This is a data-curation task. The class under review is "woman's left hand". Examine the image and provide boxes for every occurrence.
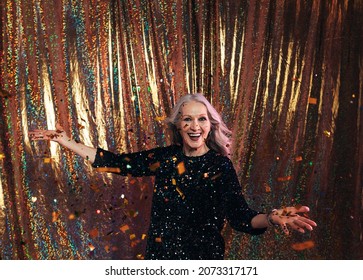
[268,206,317,235]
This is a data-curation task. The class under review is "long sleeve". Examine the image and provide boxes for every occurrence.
[221,158,266,235]
[91,146,165,177]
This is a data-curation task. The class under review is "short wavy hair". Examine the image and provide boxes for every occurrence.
[166,93,232,157]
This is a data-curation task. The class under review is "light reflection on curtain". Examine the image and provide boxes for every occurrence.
[0,0,362,260]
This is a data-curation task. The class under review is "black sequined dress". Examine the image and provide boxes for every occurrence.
[92,145,266,259]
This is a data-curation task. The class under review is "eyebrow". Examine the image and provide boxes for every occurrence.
[181,113,208,117]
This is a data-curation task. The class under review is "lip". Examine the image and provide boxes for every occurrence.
[187,133,202,141]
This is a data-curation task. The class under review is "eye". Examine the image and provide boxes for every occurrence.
[183,117,192,122]
[198,116,207,121]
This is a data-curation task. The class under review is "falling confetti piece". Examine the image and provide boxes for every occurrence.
[211,173,222,180]
[52,211,59,222]
[141,234,147,240]
[176,187,185,199]
[129,210,139,218]
[95,167,121,173]
[291,240,315,251]
[155,237,162,243]
[308,97,317,104]
[177,161,186,174]
[264,183,271,193]
[149,162,160,172]
[89,228,99,238]
[43,158,52,163]
[136,254,144,260]
[154,115,166,121]
[323,130,331,137]
[292,76,300,82]
[31,197,37,202]
[68,214,76,220]
[120,224,130,233]
[277,176,292,182]
[295,156,303,162]
[88,243,96,251]
[0,154,5,160]
[172,178,176,185]
[130,234,136,240]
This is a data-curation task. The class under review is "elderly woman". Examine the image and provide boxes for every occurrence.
[30,93,317,260]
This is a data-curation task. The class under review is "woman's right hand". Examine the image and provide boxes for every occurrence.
[29,123,97,163]
[29,123,69,143]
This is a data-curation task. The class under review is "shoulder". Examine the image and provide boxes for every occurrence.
[206,150,236,171]
[140,145,181,158]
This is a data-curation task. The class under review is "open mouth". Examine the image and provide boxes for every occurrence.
[188,133,202,141]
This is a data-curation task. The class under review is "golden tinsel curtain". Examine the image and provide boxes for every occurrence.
[0,0,362,260]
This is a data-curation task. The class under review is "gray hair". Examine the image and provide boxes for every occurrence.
[166,93,232,157]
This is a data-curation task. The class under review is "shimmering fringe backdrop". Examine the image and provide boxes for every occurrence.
[0,0,362,260]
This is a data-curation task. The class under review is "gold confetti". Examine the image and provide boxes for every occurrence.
[141,234,147,240]
[211,173,222,180]
[176,187,185,199]
[172,178,176,185]
[154,115,166,121]
[291,240,315,251]
[129,234,136,240]
[155,237,162,243]
[0,153,5,160]
[68,214,76,220]
[308,97,317,104]
[264,183,271,193]
[89,228,99,238]
[177,161,186,174]
[95,167,121,173]
[52,211,59,222]
[136,254,144,260]
[88,243,96,251]
[129,210,139,218]
[120,224,130,233]
[277,176,292,182]
[323,130,331,137]
[295,156,303,162]
[149,161,160,171]
[43,158,52,163]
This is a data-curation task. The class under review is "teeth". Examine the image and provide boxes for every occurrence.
[189,133,201,137]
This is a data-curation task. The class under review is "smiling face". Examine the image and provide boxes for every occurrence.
[178,100,211,156]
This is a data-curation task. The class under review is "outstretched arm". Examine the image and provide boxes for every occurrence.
[29,123,97,163]
[251,205,317,235]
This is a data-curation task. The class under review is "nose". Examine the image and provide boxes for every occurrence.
[190,120,199,130]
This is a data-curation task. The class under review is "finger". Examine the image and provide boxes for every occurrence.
[280,223,289,235]
[288,221,305,233]
[296,217,317,228]
[294,205,310,214]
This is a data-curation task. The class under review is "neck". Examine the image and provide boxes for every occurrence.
[183,145,209,157]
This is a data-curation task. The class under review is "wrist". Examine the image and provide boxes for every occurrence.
[267,209,278,227]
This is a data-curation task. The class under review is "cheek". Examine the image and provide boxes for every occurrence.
[181,122,190,131]
[200,122,211,131]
